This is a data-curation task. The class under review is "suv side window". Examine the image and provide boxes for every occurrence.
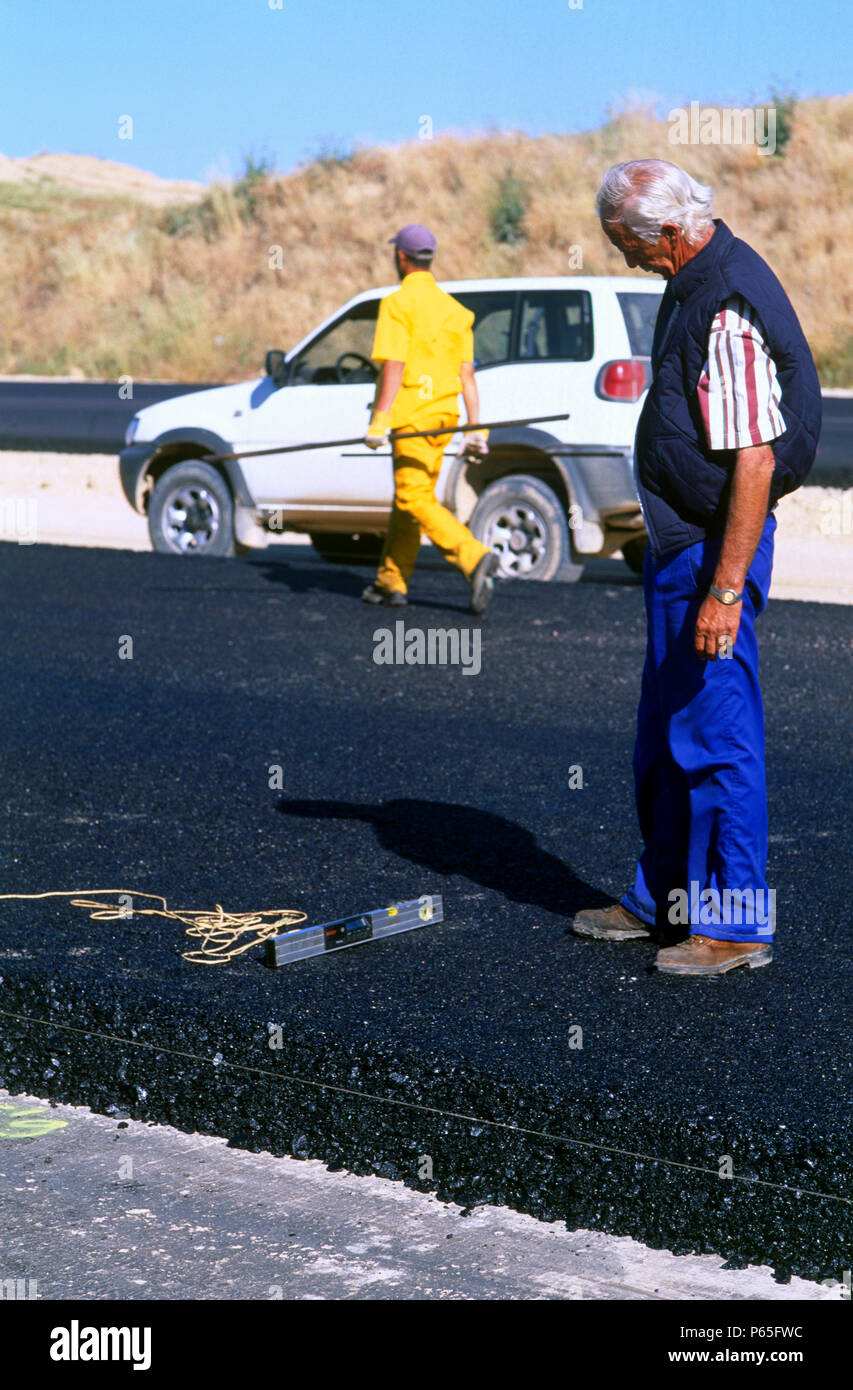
[452,292,515,367]
[518,291,593,362]
[289,300,380,385]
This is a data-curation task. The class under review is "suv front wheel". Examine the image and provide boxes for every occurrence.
[468,474,584,582]
[148,460,235,557]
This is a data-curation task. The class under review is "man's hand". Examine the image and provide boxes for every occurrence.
[365,409,391,450]
[464,428,489,460]
[367,361,405,447]
[694,442,774,660]
[459,362,485,459]
[694,592,741,661]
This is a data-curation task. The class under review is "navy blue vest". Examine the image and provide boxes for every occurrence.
[635,219,822,554]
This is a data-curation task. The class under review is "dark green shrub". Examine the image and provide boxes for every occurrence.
[768,89,797,156]
[489,171,529,245]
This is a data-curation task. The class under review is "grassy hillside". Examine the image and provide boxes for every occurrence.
[1,96,851,384]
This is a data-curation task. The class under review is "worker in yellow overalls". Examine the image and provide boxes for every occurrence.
[362,224,499,614]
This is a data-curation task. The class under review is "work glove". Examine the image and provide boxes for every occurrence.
[464,427,490,460]
[365,410,391,449]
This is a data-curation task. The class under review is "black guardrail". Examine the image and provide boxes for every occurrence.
[0,381,210,454]
[810,396,853,486]
[0,380,850,484]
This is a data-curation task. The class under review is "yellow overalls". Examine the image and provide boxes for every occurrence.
[371,271,490,594]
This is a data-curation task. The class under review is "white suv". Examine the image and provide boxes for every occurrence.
[120,276,662,580]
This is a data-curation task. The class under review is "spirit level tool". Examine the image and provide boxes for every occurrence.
[265,894,443,968]
[210,415,568,463]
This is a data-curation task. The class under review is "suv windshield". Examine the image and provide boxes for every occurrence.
[290,300,380,384]
[616,291,661,356]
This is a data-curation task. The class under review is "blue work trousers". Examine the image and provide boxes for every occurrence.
[621,517,776,942]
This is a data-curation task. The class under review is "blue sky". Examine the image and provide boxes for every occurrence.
[0,0,849,181]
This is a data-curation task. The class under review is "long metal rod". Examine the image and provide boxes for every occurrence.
[209,413,569,463]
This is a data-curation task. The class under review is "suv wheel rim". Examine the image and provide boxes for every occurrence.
[486,503,548,576]
[163,486,220,552]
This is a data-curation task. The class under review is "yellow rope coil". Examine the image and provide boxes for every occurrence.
[0,890,307,965]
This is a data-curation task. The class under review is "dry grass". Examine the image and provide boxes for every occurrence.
[1,96,851,383]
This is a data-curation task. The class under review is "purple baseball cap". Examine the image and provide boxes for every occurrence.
[388,223,437,258]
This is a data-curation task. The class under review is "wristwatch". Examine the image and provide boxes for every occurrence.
[709,583,743,605]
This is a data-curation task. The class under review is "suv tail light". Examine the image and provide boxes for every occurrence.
[595,359,650,401]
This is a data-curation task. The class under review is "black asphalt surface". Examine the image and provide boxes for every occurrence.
[0,542,850,1283]
[0,379,851,484]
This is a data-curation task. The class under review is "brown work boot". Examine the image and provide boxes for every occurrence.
[656,934,773,975]
[572,902,652,941]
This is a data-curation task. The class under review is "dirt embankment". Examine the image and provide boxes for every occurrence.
[1,95,851,383]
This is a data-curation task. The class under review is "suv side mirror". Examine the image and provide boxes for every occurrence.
[265,349,289,387]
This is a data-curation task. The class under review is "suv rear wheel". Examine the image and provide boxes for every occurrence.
[468,474,584,582]
[148,460,235,557]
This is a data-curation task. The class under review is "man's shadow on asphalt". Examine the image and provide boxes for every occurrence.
[249,558,492,614]
[276,796,611,919]
[249,557,368,598]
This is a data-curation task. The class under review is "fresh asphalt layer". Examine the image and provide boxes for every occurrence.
[0,541,850,1284]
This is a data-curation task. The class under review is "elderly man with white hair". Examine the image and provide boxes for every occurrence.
[572,160,822,974]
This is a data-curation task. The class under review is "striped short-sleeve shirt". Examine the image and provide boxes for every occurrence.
[697,294,786,451]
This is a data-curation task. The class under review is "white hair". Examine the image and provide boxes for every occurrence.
[596,160,714,246]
